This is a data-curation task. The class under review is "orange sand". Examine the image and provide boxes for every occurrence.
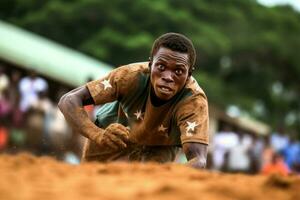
[0,153,299,200]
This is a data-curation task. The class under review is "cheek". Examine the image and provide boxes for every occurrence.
[175,76,188,89]
[150,70,160,84]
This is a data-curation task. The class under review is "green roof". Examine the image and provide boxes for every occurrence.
[0,20,113,87]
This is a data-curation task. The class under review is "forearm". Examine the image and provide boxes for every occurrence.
[66,107,103,141]
[183,142,208,169]
[58,91,103,140]
[186,156,207,169]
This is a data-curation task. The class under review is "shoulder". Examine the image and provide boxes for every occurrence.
[113,62,149,77]
[111,62,149,91]
[176,76,208,108]
[174,77,208,119]
[184,76,207,99]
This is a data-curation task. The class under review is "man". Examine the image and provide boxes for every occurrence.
[58,33,209,169]
[19,70,48,112]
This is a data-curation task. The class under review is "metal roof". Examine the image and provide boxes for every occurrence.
[0,20,113,87]
[209,105,270,135]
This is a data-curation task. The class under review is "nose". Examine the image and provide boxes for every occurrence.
[162,71,174,83]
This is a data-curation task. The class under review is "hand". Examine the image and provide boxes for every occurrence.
[95,123,130,150]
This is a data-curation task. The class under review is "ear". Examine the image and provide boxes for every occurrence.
[148,57,152,68]
[188,66,195,76]
[186,74,191,82]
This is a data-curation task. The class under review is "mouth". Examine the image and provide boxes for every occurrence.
[156,85,174,95]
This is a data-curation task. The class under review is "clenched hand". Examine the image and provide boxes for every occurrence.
[93,123,130,150]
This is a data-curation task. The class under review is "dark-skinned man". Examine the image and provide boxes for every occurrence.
[58,33,209,169]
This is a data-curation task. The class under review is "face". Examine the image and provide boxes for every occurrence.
[150,47,190,101]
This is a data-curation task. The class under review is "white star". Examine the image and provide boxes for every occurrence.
[185,121,198,136]
[158,124,167,132]
[101,79,112,90]
[134,110,143,120]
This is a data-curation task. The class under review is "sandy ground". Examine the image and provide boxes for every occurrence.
[0,153,299,200]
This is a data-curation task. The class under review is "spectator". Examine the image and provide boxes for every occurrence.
[261,153,290,176]
[8,70,21,108]
[212,125,239,170]
[24,98,45,154]
[227,134,251,173]
[0,66,9,99]
[0,124,8,151]
[262,136,275,168]
[19,70,48,112]
[250,135,266,173]
[9,70,24,128]
[0,90,12,124]
[270,127,289,153]
[283,135,300,171]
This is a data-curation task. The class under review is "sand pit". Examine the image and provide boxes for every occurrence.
[0,153,299,200]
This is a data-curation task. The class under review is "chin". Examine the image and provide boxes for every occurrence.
[155,91,174,101]
[158,96,172,101]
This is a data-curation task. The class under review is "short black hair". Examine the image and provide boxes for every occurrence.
[150,33,196,73]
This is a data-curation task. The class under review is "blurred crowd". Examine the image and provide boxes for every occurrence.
[1,65,300,174]
[0,65,85,164]
[208,125,300,175]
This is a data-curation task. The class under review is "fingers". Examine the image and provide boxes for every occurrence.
[107,123,130,142]
[102,137,119,150]
[99,123,131,150]
[112,123,129,135]
[106,133,127,149]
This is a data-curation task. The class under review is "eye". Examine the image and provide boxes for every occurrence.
[175,69,183,75]
[157,64,165,71]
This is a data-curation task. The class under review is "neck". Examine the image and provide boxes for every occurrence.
[150,87,169,107]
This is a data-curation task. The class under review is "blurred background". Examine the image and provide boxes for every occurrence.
[0,0,299,175]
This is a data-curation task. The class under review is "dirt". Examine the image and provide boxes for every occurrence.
[0,153,299,200]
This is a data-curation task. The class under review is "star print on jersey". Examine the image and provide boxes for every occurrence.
[185,121,198,137]
[101,79,112,90]
[158,124,167,132]
[134,110,143,120]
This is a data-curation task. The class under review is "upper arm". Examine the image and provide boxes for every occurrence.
[74,85,95,106]
[176,94,209,145]
[58,85,94,110]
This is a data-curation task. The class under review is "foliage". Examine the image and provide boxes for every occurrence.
[1,0,300,131]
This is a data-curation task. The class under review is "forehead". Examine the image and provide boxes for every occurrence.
[153,47,189,65]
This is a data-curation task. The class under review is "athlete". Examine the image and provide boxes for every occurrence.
[58,33,209,168]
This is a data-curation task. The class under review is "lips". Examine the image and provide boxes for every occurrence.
[156,84,174,95]
[160,86,172,92]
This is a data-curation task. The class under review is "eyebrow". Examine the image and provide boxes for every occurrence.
[174,65,189,72]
